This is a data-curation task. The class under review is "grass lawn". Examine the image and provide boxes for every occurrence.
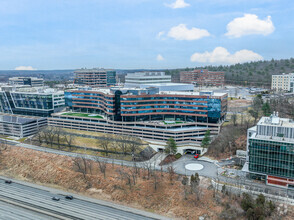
[62,112,103,119]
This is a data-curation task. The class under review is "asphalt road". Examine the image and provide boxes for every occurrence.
[0,177,169,220]
[1,138,293,203]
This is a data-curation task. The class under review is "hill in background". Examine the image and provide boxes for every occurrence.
[165,58,294,88]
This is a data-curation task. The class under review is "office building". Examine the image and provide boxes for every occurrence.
[9,77,44,87]
[0,87,65,117]
[271,73,294,92]
[49,87,227,144]
[245,113,294,188]
[124,72,171,87]
[74,68,116,87]
[0,113,46,138]
[126,83,194,92]
[180,69,225,87]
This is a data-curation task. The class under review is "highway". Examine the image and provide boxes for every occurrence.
[0,177,168,220]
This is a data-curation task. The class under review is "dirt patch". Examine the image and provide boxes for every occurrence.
[159,155,177,166]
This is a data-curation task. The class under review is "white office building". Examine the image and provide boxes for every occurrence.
[125,72,171,87]
[9,77,44,87]
[271,73,294,92]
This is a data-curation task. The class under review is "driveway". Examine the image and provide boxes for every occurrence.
[169,155,218,178]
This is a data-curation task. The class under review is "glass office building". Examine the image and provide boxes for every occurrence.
[246,114,294,188]
[0,87,65,117]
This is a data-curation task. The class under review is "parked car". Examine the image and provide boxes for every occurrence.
[5,180,12,184]
[52,197,60,201]
[65,195,73,200]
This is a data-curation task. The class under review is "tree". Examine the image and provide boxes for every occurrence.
[249,109,259,124]
[98,135,111,156]
[190,173,201,201]
[231,113,238,126]
[201,130,211,148]
[262,102,271,116]
[241,193,254,212]
[165,138,177,155]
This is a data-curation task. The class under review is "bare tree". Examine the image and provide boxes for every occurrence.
[128,136,142,160]
[167,164,175,185]
[117,135,129,155]
[72,155,89,179]
[98,135,111,156]
[64,133,75,151]
[231,112,238,126]
[94,156,107,179]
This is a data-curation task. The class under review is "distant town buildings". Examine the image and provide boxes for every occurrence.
[271,73,294,92]
[180,69,225,87]
[0,86,65,117]
[0,113,46,137]
[74,68,116,87]
[9,77,44,87]
[124,72,171,87]
[245,113,294,188]
[50,87,227,145]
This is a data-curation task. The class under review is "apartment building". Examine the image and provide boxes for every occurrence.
[271,73,294,92]
[180,69,225,87]
[245,113,294,188]
[124,72,171,87]
[0,87,65,117]
[49,87,227,144]
[74,68,116,87]
[9,77,44,87]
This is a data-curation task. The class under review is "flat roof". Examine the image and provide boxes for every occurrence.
[74,68,114,73]
[0,113,45,124]
[140,83,193,87]
[159,91,227,97]
[258,116,294,128]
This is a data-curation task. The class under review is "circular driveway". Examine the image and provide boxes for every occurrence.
[185,163,204,171]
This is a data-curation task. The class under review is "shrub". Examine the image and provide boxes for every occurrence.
[175,153,182,159]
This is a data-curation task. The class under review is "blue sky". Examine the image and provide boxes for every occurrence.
[0,0,293,70]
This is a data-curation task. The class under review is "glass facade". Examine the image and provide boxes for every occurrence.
[65,89,227,123]
[0,91,64,117]
[106,71,116,86]
[248,138,294,179]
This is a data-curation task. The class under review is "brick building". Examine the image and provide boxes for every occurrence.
[180,69,225,87]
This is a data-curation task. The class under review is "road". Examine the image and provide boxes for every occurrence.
[1,138,294,203]
[0,176,169,220]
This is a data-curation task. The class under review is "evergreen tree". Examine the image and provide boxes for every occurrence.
[165,138,177,155]
[201,130,211,148]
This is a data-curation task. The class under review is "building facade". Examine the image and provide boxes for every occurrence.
[180,69,225,87]
[245,113,294,188]
[0,87,65,117]
[0,113,47,137]
[271,73,294,92]
[50,87,227,144]
[124,72,171,87]
[9,77,44,87]
[74,68,116,87]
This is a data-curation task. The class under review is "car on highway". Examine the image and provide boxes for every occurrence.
[5,180,12,184]
[52,197,60,201]
[65,195,73,200]
[194,154,199,159]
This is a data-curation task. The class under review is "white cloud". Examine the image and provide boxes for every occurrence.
[190,47,263,64]
[167,24,210,40]
[156,54,164,61]
[165,0,190,9]
[157,31,165,39]
[14,66,37,70]
[225,14,275,38]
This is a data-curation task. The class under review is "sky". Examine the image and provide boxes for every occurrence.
[0,0,293,70]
